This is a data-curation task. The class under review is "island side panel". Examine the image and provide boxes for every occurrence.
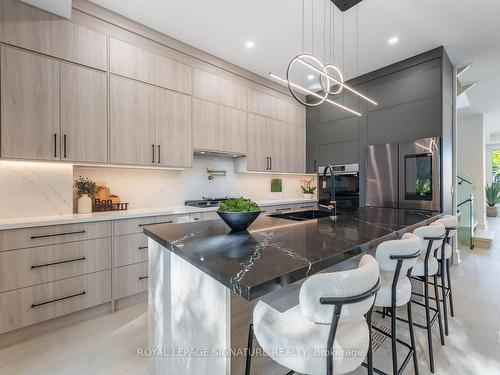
[148,239,231,375]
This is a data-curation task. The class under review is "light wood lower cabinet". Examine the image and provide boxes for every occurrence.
[0,270,111,334]
[113,214,184,236]
[0,222,112,252]
[113,233,148,268]
[114,262,149,300]
[0,238,111,293]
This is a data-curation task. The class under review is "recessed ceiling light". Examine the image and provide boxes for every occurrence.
[388,37,399,45]
[245,41,255,49]
[307,74,314,80]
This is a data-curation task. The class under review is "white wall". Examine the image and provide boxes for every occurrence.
[0,157,314,220]
[457,114,486,228]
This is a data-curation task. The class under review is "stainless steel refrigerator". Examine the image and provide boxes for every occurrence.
[364,137,441,211]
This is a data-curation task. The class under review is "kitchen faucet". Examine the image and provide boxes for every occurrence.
[319,164,338,220]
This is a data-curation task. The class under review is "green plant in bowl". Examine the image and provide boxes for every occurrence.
[217,198,262,231]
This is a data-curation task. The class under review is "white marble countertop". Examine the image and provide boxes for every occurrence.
[0,198,318,231]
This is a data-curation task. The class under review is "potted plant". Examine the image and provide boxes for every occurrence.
[485,183,500,217]
[217,197,262,232]
[74,176,101,214]
[300,178,317,199]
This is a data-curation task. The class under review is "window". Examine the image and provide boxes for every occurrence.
[492,149,500,183]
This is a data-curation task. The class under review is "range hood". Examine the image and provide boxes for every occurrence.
[194,150,245,159]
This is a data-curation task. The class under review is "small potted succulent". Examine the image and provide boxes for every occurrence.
[217,197,262,232]
[300,178,317,199]
[74,176,101,214]
[485,183,500,217]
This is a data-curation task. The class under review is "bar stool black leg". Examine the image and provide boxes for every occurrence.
[446,259,455,317]
[245,324,253,375]
[366,309,374,375]
[433,274,445,346]
[407,299,419,375]
[391,305,398,375]
[440,260,449,336]
[423,275,435,373]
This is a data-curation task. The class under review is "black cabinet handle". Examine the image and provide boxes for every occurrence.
[63,134,67,158]
[31,256,86,269]
[138,220,173,227]
[138,246,148,250]
[139,275,149,280]
[53,133,57,158]
[266,157,270,170]
[152,144,155,163]
[30,230,85,239]
[157,145,161,164]
[31,291,86,308]
[270,157,272,170]
[276,207,292,212]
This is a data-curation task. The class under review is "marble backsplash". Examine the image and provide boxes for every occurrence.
[0,157,316,219]
[74,156,315,211]
[0,161,73,220]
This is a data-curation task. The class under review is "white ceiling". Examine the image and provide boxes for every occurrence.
[89,0,500,130]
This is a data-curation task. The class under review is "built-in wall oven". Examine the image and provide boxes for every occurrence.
[318,164,359,209]
[364,137,440,211]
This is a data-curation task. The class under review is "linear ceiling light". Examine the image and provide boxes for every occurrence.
[269,73,362,117]
[295,57,378,105]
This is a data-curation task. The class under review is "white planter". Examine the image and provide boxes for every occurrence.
[77,195,92,214]
[303,193,315,200]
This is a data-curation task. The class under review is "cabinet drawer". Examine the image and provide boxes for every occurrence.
[189,211,219,222]
[263,205,295,214]
[113,215,185,236]
[113,233,148,268]
[295,203,318,210]
[0,222,112,252]
[0,238,111,292]
[0,270,111,334]
[114,262,149,300]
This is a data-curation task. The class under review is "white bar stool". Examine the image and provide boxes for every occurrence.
[410,222,446,373]
[433,215,458,336]
[373,233,421,375]
[246,254,380,375]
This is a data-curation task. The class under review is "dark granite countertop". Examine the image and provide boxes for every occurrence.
[144,207,441,300]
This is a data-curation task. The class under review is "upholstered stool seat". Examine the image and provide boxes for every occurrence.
[254,303,369,375]
[247,254,380,375]
[373,232,421,375]
[375,270,412,307]
[412,256,439,276]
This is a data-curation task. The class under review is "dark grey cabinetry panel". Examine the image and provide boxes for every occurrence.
[306,47,453,211]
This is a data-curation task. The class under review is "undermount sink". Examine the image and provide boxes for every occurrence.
[269,210,330,221]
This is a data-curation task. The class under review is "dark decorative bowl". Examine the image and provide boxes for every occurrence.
[217,211,262,232]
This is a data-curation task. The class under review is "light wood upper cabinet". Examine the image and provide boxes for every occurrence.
[109,76,156,166]
[156,89,192,167]
[0,0,107,70]
[246,114,305,173]
[192,98,247,154]
[61,64,108,163]
[110,38,192,95]
[284,124,306,173]
[193,69,247,110]
[247,114,270,171]
[247,88,305,127]
[1,46,60,161]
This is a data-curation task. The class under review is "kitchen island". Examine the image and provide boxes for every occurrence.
[144,207,441,375]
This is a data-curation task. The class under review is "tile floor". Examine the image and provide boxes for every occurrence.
[0,219,499,375]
